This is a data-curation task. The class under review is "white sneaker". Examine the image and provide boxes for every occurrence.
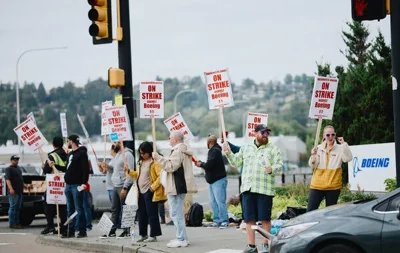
[167,240,188,248]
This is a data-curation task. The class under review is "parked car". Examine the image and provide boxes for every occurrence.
[269,188,400,253]
[87,155,113,218]
[0,163,45,226]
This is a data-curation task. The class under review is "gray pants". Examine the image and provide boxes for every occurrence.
[111,187,128,232]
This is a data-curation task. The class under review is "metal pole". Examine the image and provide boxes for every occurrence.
[391,0,400,187]
[118,0,136,167]
[174,89,194,114]
[15,46,67,157]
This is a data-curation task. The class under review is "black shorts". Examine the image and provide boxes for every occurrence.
[242,191,273,222]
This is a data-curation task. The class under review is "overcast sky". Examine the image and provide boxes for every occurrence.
[0,1,392,89]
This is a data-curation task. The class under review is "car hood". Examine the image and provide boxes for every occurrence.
[284,202,362,226]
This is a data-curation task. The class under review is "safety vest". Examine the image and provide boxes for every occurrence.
[49,152,66,173]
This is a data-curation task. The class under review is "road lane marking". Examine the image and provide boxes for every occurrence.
[0,233,31,235]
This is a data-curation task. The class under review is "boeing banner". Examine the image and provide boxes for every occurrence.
[348,142,395,192]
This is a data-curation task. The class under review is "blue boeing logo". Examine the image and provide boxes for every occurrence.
[352,157,362,178]
[352,156,390,178]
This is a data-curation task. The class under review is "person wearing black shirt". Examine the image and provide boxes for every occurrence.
[195,135,229,229]
[5,155,24,229]
[62,135,89,238]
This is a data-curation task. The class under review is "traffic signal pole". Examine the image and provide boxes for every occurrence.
[118,0,136,163]
[391,0,400,187]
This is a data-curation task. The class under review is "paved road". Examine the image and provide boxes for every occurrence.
[0,217,83,253]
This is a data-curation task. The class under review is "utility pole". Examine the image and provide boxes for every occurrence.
[118,0,136,162]
[391,0,400,187]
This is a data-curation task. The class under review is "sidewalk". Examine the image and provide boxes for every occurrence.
[37,223,268,253]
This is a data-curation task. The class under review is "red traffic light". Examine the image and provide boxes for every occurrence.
[351,0,387,21]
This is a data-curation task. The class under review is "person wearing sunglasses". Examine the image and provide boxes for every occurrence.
[223,124,283,253]
[124,141,167,243]
[307,125,353,212]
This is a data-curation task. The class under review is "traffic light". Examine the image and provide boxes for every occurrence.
[351,0,387,21]
[88,0,113,45]
[108,68,125,88]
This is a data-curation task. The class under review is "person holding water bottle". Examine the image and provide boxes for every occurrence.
[223,124,283,253]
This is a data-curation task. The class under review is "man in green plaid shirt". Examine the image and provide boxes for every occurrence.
[223,124,283,253]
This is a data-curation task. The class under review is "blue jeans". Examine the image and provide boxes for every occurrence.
[65,184,86,233]
[209,177,229,224]
[8,194,23,226]
[168,194,187,241]
[76,191,92,230]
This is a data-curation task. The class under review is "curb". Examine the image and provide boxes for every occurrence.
[36,235,167,253]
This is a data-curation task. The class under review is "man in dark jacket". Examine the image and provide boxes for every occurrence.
[5,155,24,229]
[62,134,89,238]
[195,135,229,228]
[41,136,68,235]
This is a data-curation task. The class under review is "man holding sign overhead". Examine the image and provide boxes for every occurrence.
[223,124,283,253]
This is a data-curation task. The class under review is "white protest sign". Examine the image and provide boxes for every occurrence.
[139,81,164,118]
[121,205,137,228]
[105,105,133,141]
[101,101,113,136]
[97,213,114,235]
[308,76,339,120]
[14,118,48,151]
[245,112,269,143]
[46,174,66,205]
[204,69,234,110]
[60,113,68,138]
[77,114,90,138]
[27,112,36,125]
[164,112,194,140]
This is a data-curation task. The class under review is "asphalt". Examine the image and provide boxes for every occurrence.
[36,222,269,253]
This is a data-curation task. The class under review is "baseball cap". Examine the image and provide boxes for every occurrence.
[254,124,272,132]
[10,155,20,161]
[68,134,81,144]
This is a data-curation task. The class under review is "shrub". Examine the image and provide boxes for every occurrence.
[384,178,397,192]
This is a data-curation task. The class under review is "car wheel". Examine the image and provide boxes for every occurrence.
[316,244,360,253]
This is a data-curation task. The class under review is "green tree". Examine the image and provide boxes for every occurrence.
[37,82,47,103]
[284,74,293,84]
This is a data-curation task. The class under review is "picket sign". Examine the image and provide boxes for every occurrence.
[98,213,114,236]
[163,112,194,140]
[77,114,98,160]
[140,81,165,152]
[105,104,133,167]
[101,101,113,161]
[204,69,234,142]
[14,118,48,152]
[121,205,137,228]
[308,76,339,147]
[60,113,68,138]
[245,112,268,143]
[27,112,37,125]
[105,105,133,142]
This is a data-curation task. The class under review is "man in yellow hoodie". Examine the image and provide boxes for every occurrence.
[308,125,353,212]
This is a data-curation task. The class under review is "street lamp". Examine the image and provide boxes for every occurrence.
[174,89,195,114]
[16,46,67,157]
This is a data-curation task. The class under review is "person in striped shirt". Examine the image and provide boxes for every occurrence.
[223,124,283,253]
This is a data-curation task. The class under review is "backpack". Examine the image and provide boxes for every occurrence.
[185,202,204,227]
